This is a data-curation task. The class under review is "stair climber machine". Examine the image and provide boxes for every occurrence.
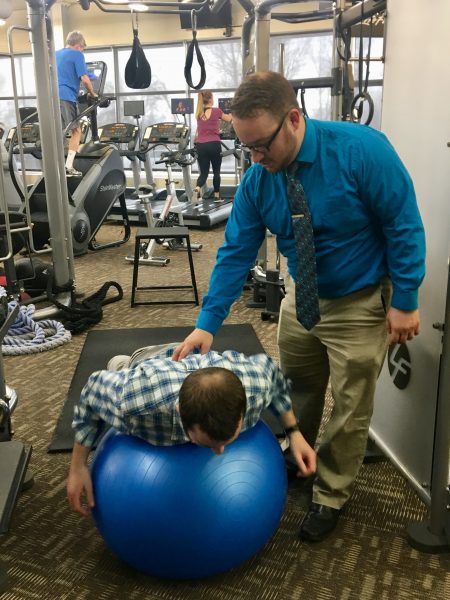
[6,61,130,256]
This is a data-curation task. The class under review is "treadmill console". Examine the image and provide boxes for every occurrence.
[98,122,139,146]
[19,106,38,125]
[4,128,16,151]
[17,123,40,144]
[141,122,190,150]
[4,123,40,151]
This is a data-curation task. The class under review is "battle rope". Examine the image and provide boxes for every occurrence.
[0,289,71,356]
[47,280,123,335]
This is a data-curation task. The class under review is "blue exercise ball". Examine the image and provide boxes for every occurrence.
[91,420,287,579]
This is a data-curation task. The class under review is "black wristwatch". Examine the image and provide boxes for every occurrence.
[284,424,300,437]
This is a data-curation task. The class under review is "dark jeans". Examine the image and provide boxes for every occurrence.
[196,141,222,193]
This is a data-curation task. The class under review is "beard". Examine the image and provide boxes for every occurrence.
[260,132,299,173]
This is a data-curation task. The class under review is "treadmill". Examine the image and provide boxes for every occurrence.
[165,97,235,229]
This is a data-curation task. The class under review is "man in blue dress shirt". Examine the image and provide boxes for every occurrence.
[174,71,426,542]
[56,31,97,177]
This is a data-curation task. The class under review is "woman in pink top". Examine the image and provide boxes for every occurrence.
[193,90,232,202]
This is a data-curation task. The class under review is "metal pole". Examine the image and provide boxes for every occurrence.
[26,0,74,292]
[46,10,75,281]
[241,13,255,78]
[7,25,36,251]
[331,0,346,121]
[278,42,285,76]
[407,261,450,553]
[339,0,386,30]
[254,10,271,72]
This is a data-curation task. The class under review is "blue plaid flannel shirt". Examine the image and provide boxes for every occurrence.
[73,348,292,447]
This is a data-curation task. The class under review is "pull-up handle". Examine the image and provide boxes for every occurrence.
[184,10,206,90]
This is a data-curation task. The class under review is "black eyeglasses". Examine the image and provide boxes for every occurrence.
[241,112,289,154]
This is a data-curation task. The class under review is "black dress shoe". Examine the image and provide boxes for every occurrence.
[298,502,341,542]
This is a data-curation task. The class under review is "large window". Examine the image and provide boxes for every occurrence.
[0,30,385,176]
[0,55,37,134]
[269,32,384,127]
[193,39,242,89]
[270,33,333,79]
[13,55,36,97]
[117,45,186,93]
[84,49,116,95]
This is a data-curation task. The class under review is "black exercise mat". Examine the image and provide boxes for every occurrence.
[48,324,268,453]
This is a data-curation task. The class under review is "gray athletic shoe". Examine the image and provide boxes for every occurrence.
[65,166,82,177]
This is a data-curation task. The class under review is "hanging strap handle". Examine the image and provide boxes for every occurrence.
[184,12,206,90]
[300,87,309,119]
[131,9,138,33]
[350,7,375,125]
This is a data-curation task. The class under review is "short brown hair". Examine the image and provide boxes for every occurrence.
[231,71,299,120]
[179,367,246,441]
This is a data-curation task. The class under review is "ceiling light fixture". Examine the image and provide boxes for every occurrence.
[129,3,149,12]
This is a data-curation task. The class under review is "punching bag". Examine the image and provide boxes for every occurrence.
[125,28,151,89]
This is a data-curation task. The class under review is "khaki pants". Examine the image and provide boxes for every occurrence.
[278,276,391,509]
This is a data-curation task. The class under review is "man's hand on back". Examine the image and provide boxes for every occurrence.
[172,329,214,361]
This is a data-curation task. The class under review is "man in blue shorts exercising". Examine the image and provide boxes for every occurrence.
[56,30,97,177]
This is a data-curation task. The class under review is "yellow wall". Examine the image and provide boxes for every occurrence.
[0,1,331,54]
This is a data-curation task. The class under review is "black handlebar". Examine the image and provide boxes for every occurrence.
[154,147,196,166]
[63,95,116,137]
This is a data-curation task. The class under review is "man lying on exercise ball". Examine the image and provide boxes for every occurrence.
[67,344,316,516]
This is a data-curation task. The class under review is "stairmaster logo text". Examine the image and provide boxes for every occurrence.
[99,183,122,193]
[387,344,411,389]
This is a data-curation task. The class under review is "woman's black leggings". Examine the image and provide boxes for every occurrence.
[195,141,222,193]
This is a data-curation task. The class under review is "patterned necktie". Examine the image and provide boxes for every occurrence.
[286,161,320,330]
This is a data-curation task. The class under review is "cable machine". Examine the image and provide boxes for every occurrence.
[232,0,385,319]
[214,0,449,553]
